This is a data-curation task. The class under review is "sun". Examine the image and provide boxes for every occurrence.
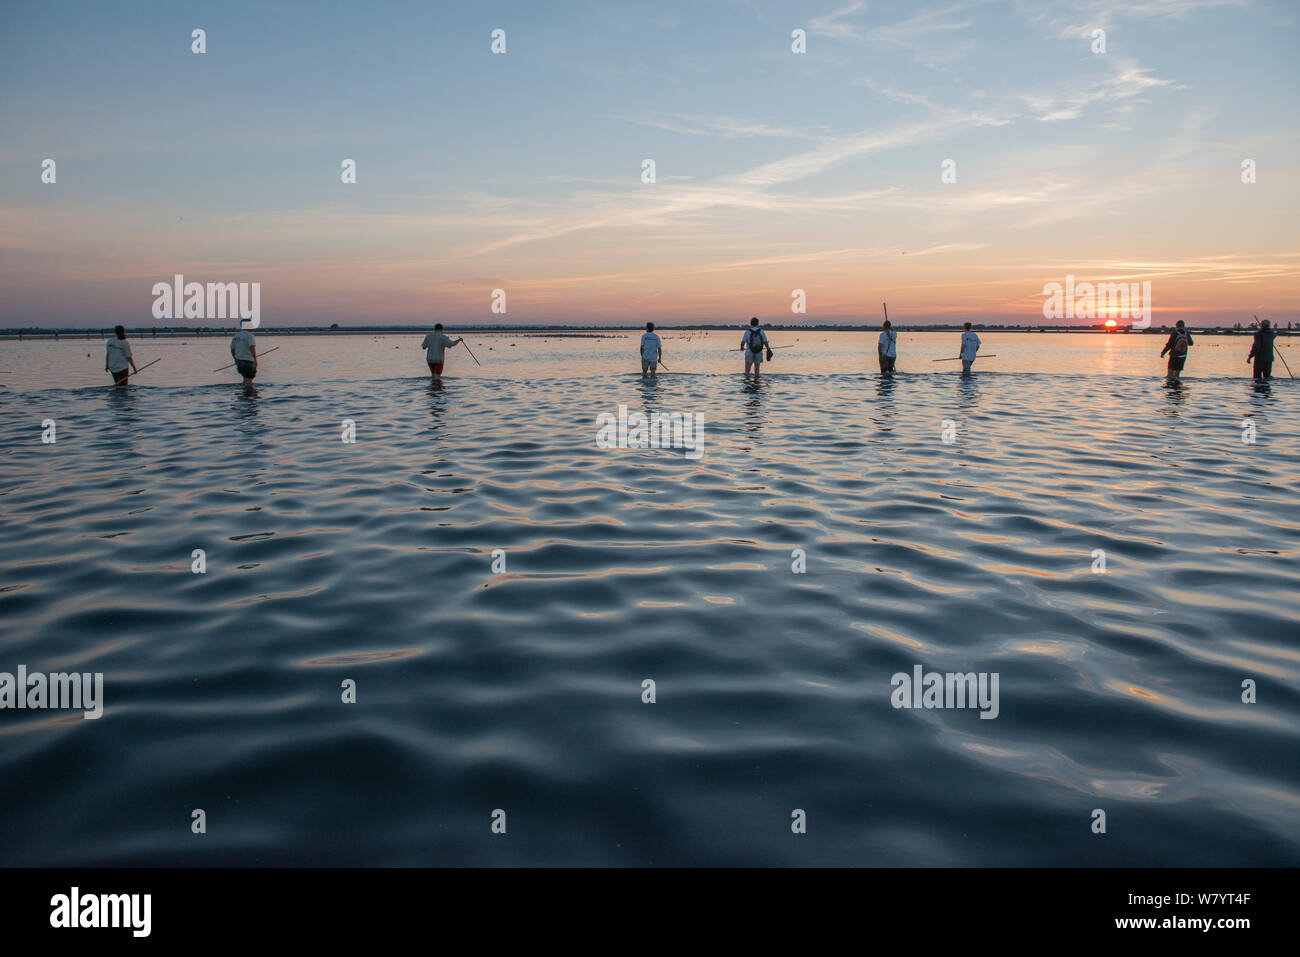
[1104,319,1118,329]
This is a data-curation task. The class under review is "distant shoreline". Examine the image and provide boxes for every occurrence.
[1,324,1291,340]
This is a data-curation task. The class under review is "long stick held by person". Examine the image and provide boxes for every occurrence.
[420,323,463,382]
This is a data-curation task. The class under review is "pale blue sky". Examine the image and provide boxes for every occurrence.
[1,0,1296,326]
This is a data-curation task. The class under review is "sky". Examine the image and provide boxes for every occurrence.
[0,0,1297,328]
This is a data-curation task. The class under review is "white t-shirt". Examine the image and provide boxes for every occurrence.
[960,331,981,361]
[421,331,455,363]
[105,338,132,373]
[878,330,897,358]
[640,332,661,361]
[231,330,256,362]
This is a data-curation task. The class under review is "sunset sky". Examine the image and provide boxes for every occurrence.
[1,0,1297,327]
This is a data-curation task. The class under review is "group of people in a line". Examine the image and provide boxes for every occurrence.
[636,317,985,377]
[101,316,1287,385]
[875,320,983,375]
[636,318,782,376]
[1158,318,1282,381]
[103,320,467,386]
[104,320,265,387]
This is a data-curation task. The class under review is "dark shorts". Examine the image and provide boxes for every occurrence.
[1168,356,1186,372]
[111,368,129,384]
[428,361,445,375]
[1253,360,1272,379]
[235,359,257,379]
[879,355,896,373]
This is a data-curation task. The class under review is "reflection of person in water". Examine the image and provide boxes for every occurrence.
[740,375,765,437]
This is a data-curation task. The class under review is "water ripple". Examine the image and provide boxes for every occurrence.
[1,366,1297,865]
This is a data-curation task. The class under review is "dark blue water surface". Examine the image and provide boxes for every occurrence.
[1,369,1297,865]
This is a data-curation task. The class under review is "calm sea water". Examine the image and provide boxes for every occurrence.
[1,332,1297,865]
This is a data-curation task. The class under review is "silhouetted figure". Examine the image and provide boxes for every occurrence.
[878,320,897,373]
[230,320,257,385]
[1248,320,1276,380]
[1160,320,1193,380]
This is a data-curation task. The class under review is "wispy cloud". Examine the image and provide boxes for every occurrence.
[1018,56,1176,121]
[730,121,951,187]
[810,0,996,65]
[686,242,987,273]
[621,113,824,139]
[855,75,1017,125]
[1028,0,1250,39]
[1027,253,1300,286]
[468,115,971,255]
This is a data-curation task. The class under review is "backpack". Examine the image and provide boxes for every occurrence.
[1172,330,1188,356]
[748,328,765,354]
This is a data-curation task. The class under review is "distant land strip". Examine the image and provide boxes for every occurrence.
[2,324,1291,340]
